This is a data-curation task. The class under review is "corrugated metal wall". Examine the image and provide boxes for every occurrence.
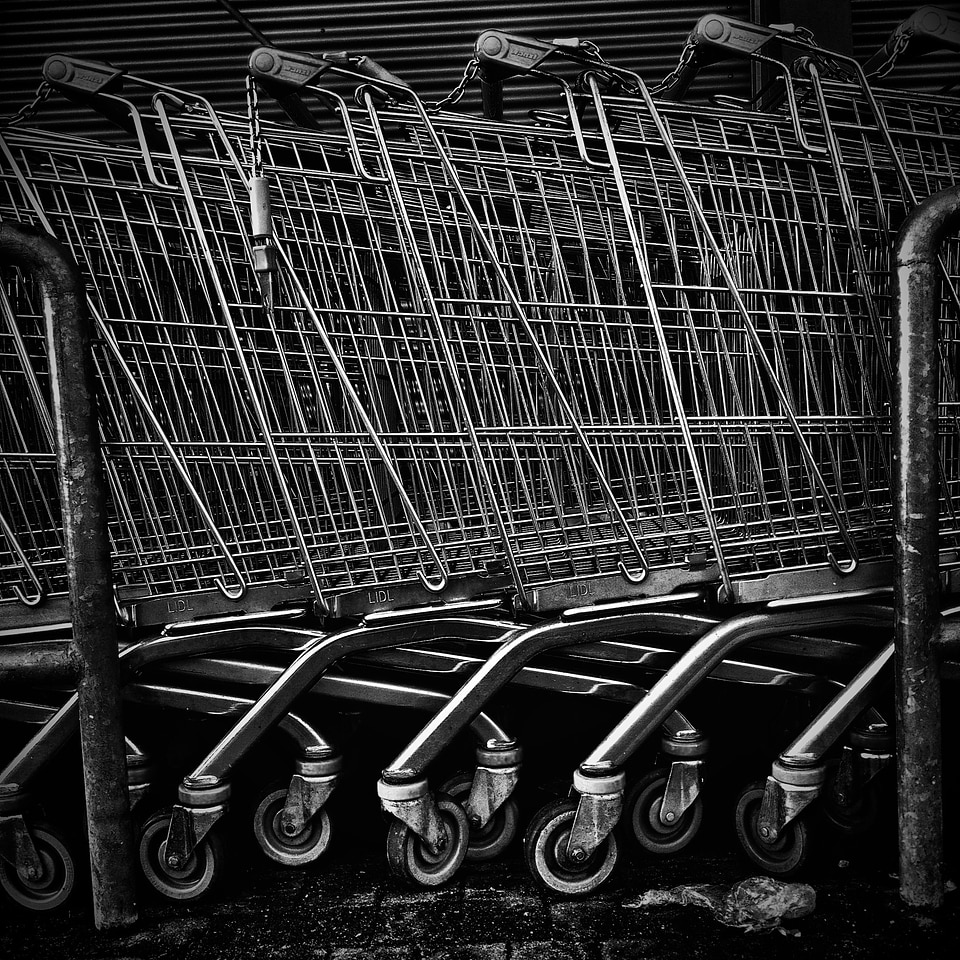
[0,1,957,140]
[1,1,752,139]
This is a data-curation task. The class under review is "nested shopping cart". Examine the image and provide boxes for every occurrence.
[418,19,960,892]
[0,67,734,904]
[167,34,932,892]
[2,4,958,907]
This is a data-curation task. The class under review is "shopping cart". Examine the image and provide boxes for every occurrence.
[214,42,920,891]
[0,74,722,902]
[450,20,960,892]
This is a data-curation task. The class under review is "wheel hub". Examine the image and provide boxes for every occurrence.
[15,851,52,890]
[160,840,196,879]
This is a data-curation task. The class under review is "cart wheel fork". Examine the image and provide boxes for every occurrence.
[462,741,522,831]
[0,814,44,882]
[566,769,627,861]
[378,778,450,854]
[166,755,342,866]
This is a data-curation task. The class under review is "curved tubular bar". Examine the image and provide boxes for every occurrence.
[780,640,893,760]
[134,652,515,746]
[586,71,863,578]
[124,682,334,755]
[156,94,337,609]
[287,81,388,184]
[309,674,513,746]
[0,220,136,928]
[179,616,517,787]
[799,56,960,335]
[0,639,77,684]
[579,603,892,772]
[383,610,713,778]
[352,87,526,599]
[0,507,48,607]
[0,624,326,792]
[892,186,960,910]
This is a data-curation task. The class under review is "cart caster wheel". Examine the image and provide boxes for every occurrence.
[440,772,518,862]
[821,770,882,838]
[139,809,224,901]
[0,822,76,912]
[624,768,703,856]
[253,787,332,866]
[524,798,619,896]
[734,780,809,877]
[385,792,469,887]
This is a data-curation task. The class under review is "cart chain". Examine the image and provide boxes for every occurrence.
[0,81,53,128]
[245,74,264,180]
[866,29,912,80]
[653,38,698,94]
[428,56,480,112]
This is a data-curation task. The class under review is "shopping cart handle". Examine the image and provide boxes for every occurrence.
[654,15,803,100]
[249,47,338,129]
[43,55,125,95]
[40,54,173,155]
[475,30,596,78]
[249,46,336,91]
[863,5,960,77]
[349,54,410,90]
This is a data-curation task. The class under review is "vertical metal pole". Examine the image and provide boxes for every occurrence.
[892,185,960,911]
[0,221,137,928]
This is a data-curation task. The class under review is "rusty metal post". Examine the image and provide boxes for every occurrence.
[0,221,137,928]
[892,185,960,911]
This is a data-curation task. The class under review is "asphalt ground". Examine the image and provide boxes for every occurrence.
[2,827,959,960]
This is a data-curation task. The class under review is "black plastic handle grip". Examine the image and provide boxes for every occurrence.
[475,30,569,78]
[43,55,125,95]
[350,54,410,90]
[249,46,334,91]
[655,15,784,100]
[864,4,960,77]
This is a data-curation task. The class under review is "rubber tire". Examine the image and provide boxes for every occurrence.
[439,772,519,862]
[385,793,470,887]
[253,788,332,866]
[524,798,619,897]
[820,765,882,838]
[0,822,76,912]
[734,780,809,877]
[139,809,224,901]
[624,768,704,856]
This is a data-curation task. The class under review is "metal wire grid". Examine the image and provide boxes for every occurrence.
[0,131,305,608]
[786,75,960,547]
[0,267,60,606]
[0,121,507,615]
[1,60,959,618]
[281,90,902,602]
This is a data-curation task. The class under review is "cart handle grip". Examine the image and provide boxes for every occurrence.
[41,55,245,188]
[863,5,960,78]
[474,30,619,121]
[248,47,389,184]
[652,15,813,101]
[40,55,180,192]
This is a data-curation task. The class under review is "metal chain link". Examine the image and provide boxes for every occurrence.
[245,74,264,179]
[651,39,697,95]
[867,29,912,80]
[0,81,53,129]
[428,56,480,112]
